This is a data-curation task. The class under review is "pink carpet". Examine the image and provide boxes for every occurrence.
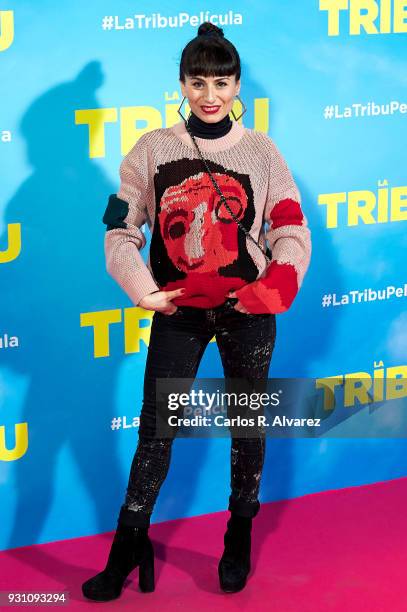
[1,477,407,611]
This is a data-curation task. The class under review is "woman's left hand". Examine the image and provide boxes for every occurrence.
[226,291,250,314]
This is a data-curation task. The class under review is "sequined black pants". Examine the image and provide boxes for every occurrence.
[119,298,277,528]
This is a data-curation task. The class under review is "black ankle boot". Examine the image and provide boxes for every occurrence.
[218,513,253,593]
[82,517,155,601]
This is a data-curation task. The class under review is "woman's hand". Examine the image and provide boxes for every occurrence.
[226,291,250,314]
[138,288,186,314]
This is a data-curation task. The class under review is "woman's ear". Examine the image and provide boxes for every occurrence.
[179,79,186,98]
[235,80,241,96]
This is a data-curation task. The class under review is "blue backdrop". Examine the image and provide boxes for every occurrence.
[1,0,406,550]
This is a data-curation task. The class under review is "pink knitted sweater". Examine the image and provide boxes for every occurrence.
[102,119,311,314]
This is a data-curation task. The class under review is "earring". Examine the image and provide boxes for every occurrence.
[177,96,191,123]
[230,94,247,121]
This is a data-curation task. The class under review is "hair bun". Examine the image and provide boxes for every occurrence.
[197,22,224,38]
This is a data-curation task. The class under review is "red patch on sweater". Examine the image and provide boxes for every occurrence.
[235,261,298,314]
[268,198,304,229]
[159,172,247,274]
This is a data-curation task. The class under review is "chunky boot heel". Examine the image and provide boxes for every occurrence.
[138,538,155,592]
[218,513,253,593]
[82,510,154,602]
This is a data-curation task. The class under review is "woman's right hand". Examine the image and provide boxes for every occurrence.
[138,288,186,315]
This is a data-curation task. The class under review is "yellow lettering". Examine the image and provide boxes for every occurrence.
[320,0,349,36]
[386,365,407,399]
[373,362,385,401]
[350,0,379,35]
[124,307,153,353]
[75,108,118,158]
[377,180,389,222]
[380,0,392,31]
[345,372,372,406]
[80,309,122,358]
[0,10,14,52]
[394,0,407,32]
[0,223,21,263]
[348,190,376,225]
[0,423,28,461]
[318,193,347,228]
[391,186,407,221]
[315,376,343,410]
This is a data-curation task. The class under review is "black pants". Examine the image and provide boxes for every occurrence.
[118,298,277,529]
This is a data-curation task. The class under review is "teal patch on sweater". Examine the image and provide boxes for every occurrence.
[102,194,129,231]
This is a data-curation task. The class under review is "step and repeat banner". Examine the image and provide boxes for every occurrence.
[1,1,406,550]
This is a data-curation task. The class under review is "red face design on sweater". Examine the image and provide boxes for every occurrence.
[158,172,248,273]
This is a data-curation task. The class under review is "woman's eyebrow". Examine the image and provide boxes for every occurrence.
[190,76,231,82]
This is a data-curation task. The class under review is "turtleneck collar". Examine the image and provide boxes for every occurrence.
[186,110,233,139]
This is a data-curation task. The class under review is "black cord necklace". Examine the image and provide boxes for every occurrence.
[183,116,272,265]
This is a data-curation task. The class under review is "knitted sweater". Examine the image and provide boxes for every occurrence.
[102,120,311,314]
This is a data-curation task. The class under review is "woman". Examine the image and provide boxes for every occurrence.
[82,21,311,600]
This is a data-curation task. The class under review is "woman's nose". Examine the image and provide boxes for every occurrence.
[203,87,217,103]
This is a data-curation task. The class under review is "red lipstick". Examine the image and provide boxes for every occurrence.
[201,105,221,114]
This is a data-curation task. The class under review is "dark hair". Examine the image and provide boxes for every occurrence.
[179,22,241,83]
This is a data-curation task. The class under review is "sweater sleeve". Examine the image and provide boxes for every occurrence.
[102,134,160,306]
[235,138,311,314]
